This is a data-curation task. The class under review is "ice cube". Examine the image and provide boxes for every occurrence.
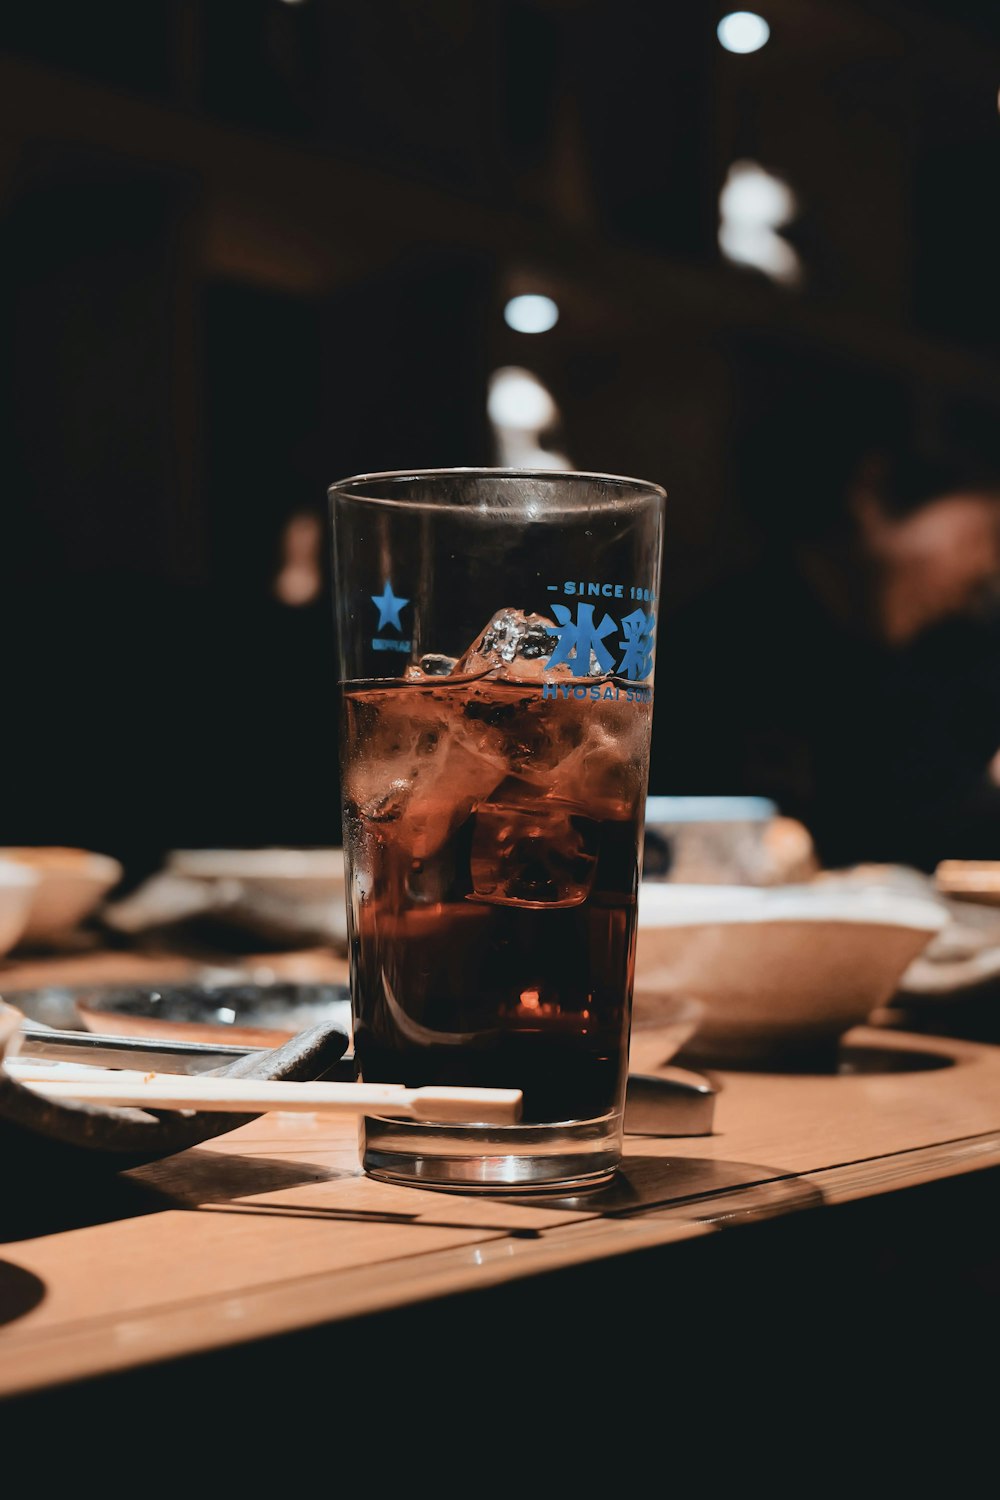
[553,711,634,817]
[348,688,508,860]
[359,778,412,823]
[452,682,582,785]
[344,692,446,820]
[399,732,507,858]
[405,653,458,679]
[468,777,600,908]
[455,609,560,680]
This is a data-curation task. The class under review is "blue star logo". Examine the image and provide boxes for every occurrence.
[371,581,409,632]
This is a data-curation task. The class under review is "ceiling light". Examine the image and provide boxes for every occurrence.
[718,160,802,285]
[503,295,559,334]
[717,12,770,54]
[487,368,558,431]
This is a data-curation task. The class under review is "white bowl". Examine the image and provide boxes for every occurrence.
[635,883,947,1065]
[0,858,42,957]
[629,992,705,1073]
[0,848,121,947]
[168,847,345,893]
[166,848,347,947]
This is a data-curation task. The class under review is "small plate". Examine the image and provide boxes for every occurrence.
[74,982,353,1048]
[0,1018,350,1175]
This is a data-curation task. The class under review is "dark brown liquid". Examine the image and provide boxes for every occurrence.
[342,675,650,1123]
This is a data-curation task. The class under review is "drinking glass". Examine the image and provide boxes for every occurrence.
[330,468,665,1191]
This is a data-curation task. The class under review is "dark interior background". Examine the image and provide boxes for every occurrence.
[1,0,998,873]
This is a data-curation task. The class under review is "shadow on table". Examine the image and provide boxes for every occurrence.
[196,1202,549,1234]
[135,1150,551,1234]
[838,1040,954,1074]
[0,1149,334,1244]
[0,1260,45,1326]
[497,1151,825,1219]
[677,1036,955,1076]
[130,1144,341,1205]
[138,1147,824,1233]
[890,989,1000,1045]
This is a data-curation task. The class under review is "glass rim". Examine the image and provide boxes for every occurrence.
[327,466,667,509]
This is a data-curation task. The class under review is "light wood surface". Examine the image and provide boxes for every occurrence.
[2,1018,1000,1398]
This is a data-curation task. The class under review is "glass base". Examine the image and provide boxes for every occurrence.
[360,1112,623,1193]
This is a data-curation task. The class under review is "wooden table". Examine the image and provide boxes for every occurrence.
[3,1013,1000,1403]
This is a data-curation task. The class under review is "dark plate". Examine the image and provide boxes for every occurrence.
[0,1020,350,1176]
[2,981,352,1048]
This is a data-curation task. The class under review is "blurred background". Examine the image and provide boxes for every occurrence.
[2,0,999,878]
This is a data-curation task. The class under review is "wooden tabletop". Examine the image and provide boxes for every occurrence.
[3,1009,1000,1400]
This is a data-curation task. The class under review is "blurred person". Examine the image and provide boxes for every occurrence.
[652,394,1000,871]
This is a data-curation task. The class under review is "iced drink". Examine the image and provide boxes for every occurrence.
[341,610,652,1124]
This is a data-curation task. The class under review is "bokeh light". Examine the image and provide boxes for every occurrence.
[487,367,558,430]
[717,12,771,54]
[503,294,560,334]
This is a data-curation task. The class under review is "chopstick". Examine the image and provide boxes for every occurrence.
[17,1026,264,1075]
[9,1061,216,1084]
[9,1066,523,1125]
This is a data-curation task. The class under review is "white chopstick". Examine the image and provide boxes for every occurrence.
[11,1067,523,1125]
[8,1061,162,1084]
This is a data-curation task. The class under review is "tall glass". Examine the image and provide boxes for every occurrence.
[330,469,665,1191]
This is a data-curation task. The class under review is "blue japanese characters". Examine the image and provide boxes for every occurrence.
[545,601,656,681]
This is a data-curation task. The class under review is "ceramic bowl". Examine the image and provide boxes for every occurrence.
[628,992,705,1073]
[635,882,946,1066]
[0,847,122,947]
[643,797,817,886]
[165,847,348,948]
[0,859,41,958]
